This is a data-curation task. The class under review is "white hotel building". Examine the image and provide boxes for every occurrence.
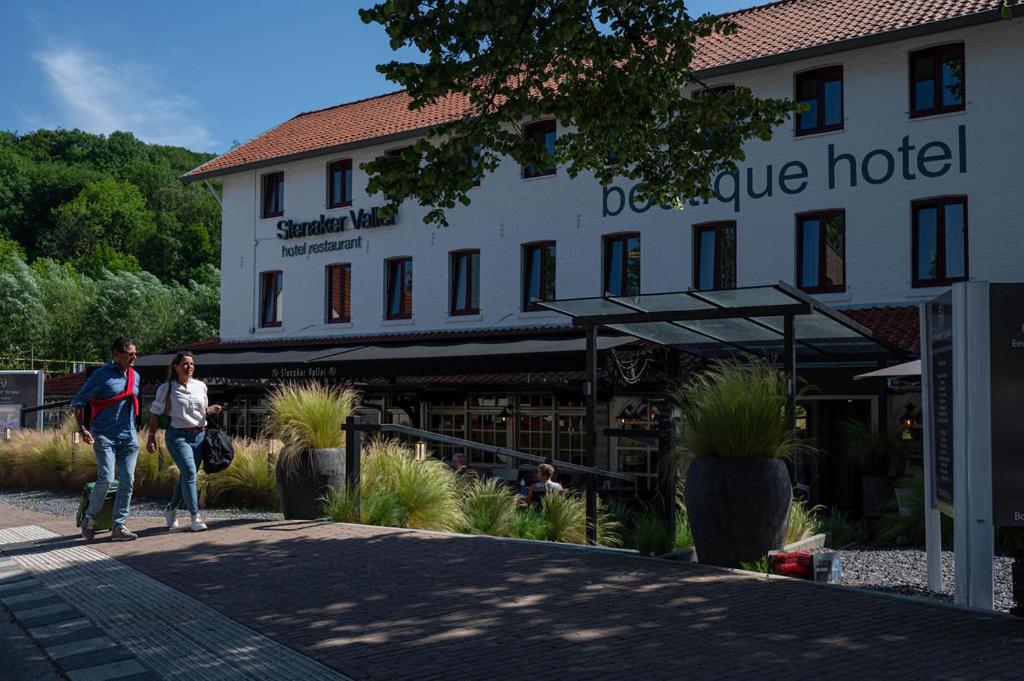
[150,0,1024,508]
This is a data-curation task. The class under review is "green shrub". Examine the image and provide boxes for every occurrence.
[786,500,824,545]
[817,507,861,548]
[508,508,548,541]
[673,357,814,461]
[633,509,674,556]
[203,438,278,509]
[740,555,772,575]
[874,475,953,547]
[460,478,518,536]
[675,504,693,550]
[595,500,623,548]
[539,491,586,544]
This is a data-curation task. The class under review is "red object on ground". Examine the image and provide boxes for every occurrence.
[770,551,814,579]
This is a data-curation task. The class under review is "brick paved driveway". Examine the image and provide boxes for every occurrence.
[3,501,1022,681]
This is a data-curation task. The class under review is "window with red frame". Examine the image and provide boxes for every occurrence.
[693,222,736,291]
[385,257,413,319]
[603,234,640,296]
[910,44,965,118]
[449,249,480,316]
[259,271,282,327]
[325,264,351,323]
[327,160,353,208]
[261,172,283,218]
[796,210,846,293]
[522,120,556,178]
[913,197,967,287]
[795,67,843,135]
[522,241,556,310]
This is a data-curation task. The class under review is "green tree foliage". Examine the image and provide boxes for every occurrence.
[0,128,220,284]
[360,0,798,225]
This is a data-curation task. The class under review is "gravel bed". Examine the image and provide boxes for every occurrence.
[837,544,1018,613]
[0,487,283,523]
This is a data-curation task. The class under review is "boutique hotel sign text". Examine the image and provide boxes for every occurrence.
[604,125,967,216]
[276,206,396,258]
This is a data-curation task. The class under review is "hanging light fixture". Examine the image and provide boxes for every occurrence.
[616,403,637,427]
[901,403,920,430]
[498,405,512,425]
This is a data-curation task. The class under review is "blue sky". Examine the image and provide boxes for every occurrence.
[0,1,752,154]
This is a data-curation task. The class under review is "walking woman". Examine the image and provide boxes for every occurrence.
[146,351,222,532]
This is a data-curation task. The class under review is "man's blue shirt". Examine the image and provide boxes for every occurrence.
[71,362,139,440]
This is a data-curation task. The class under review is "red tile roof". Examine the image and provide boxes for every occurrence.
[185,0,1005,181]
[844,305,919,354]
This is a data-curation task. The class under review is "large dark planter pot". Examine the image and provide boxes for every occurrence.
[685,457,792,568]
[275,448,345,520]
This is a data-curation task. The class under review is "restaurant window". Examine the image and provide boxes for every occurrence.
[603,233,641,296]
[325,263,351,323]
[261,172,283,218]
[259,270,282,328]
[912,197,968,287]
[795,66,843,135]
[693,222,736,291]
[449,249,480,316]
[327,160,353,208]
[522,241,556,310]
[522,120,557,178]
[910,44,965,118]
[384,257,413,319]
[796,210,846,293]
[428,410,466,460]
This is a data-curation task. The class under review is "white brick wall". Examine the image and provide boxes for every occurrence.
[218,19,1024,342]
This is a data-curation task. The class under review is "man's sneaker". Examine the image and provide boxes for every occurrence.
[163,505,179,530]
[111,524,138,542]
[81,516,96,541]
[189,516,208,532]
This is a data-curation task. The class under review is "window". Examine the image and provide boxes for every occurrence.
[384,257,413,319]
[449,249,480,316]
[912,197,968,287]
[603,233,641,296]
[693,222,737,291]
[795,67,843,135]
[522,241,556,310]
[694,84,735,97]
[796,211,845,293]
[327,160,353,208]
[259,271,282,327]
[325,264,351,323]
[261,172,283,218]
[910,44,965,118]
[522,120,557,178]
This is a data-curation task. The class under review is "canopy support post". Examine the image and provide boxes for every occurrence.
[585,324,598,546]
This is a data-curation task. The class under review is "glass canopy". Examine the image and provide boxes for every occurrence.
[538,282,905,362]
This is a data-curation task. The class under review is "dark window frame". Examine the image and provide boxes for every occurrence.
[602,232,641,297]
[522,241,557,311]
[259,270,283,328]
[795,210,847,294]
[909,43,966,118]
[522,120,557,179]
[911,196,969,288]
[449,249,481,316]
[325,263,351,324]
[692,221,737,291]
[384,256,413,320]
[794,66,844,136]
[327,159,353,209]
[261,172,284,219]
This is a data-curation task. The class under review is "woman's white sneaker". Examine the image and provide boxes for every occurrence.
[164,505,179,530]
[189,516,208,532]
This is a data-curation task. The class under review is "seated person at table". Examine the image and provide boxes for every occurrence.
[525,463,564,507]
[448,451,468,475]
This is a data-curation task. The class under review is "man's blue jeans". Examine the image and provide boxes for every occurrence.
[166,427,205,516]
[87,435,140,527]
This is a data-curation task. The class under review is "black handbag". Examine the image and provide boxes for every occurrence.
[200,413,234,474]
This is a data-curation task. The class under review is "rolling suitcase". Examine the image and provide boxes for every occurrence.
[75,481,119,531]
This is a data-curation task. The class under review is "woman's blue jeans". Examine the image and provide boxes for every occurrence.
[166,427,205,516]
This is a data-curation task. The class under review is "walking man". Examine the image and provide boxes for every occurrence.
[72,337,142,541]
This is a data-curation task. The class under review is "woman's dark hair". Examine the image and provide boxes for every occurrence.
[166,351,196,384]
[111,337,135,354]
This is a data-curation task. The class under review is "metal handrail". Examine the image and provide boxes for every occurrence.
[19,400,73,428]
[344,421,637,483]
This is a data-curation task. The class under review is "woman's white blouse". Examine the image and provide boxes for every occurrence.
[150,379,208,429]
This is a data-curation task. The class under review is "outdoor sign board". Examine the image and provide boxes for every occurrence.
[926,292,954,514]
[0,370,44,430]
[988,284,1024,526]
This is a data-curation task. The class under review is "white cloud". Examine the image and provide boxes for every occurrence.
[36,47,216,150]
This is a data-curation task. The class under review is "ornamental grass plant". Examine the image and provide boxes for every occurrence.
[202,438,280,510]
[786,500,824,545]
[674,357,813,460]
[267,382,356,451]
[459,477,518,537]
